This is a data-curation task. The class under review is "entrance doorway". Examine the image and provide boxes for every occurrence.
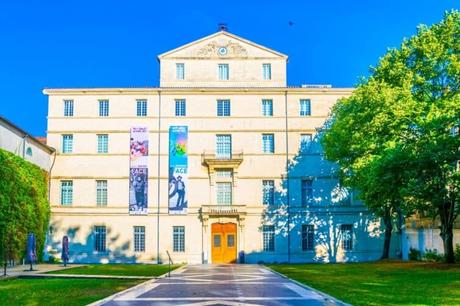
[211,223,237,263]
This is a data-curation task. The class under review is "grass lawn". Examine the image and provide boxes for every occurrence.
[49,263,181,277]
[0,277,142,306]
[268,261,460,306]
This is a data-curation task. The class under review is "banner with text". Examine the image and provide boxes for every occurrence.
[168,126,188,215]
[129,127,148,215]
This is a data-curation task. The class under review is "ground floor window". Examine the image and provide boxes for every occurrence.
[302,225,314,251]
[340,224,353,251]
[263,225,275,251]
[94,226,106,252]
[134,226,145,252]
[173,226,185,252]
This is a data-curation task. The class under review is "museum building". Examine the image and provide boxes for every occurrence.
[43,30,396,264]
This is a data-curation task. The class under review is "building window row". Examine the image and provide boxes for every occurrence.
[175,63,271,81]
[62,98,312,117]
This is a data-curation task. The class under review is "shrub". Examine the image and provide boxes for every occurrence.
[423,249,443,262]
[409,248,421,261]
[455,244,460,263]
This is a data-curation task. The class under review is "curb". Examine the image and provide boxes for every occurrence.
[17,273,152,280]
[262,265,352,306]
[87,264,187,306]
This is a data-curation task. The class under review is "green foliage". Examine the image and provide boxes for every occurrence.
[455,244,460,263]
[0,148,50,262]
[423,249,444,262]
[322,10,460,262]
[409,248,421,261]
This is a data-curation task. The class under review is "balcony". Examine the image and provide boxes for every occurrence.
[200,205,247,217]
[201,150,244,169]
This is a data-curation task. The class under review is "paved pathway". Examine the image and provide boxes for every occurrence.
[102,265,346,306]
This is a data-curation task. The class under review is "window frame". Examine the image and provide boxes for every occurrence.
[64,99,74,117]
[136,99,148,117]
[176,63,185,80]
[262,180,274,205]
[60,180,73,205]
[218,63,229,80]
[217,99,231,117]
[62,134,73,154]
[216,182,232,205]
[301,179,313,206]
[97,134,108,154]
[94,225,107,252]
[134,226,145,252]
[96,180,108,206]
[263,225,275,252]
[340,224,353,251]
[262,99,273,116]
[175,99,186,117]
[299,99,311,116]
[173,226,185,252]
[262,134,275,154]
[99,100,109,117]
[302,224,315,251]
[262,63,272,80]
[216,134,232,159]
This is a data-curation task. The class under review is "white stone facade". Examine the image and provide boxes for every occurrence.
[43,31,402,264]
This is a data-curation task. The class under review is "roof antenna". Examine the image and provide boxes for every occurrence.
[218,23,228,32]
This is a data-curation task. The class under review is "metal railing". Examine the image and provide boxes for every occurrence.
[201,150,244,163]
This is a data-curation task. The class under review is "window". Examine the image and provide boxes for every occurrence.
[64,100,74,116]
[134,226,145,252]
[301,179,313,206]
[340,224,353,251]
[262,99,273,116]
[263,225,275,251]
[173,226,185,252]
[99,100,109,117]
[97,134,108,154]
[216,169,233,179]
[60,180,73,205]
[26,147,33,156]
[176,63,185,80]
[214,234,221,247]
[216,182,232,205]
[262,134,274,153]
[262,180,274,205]
[300,134,313,151]
[217,100,231,116]
[300,99,311,116]
[175,99,186,116]
[263,63,272,80]
[62,134,73,153]
[96,180,107,206]
[137,99,147,117]
[94,226,106,252]
[227,234,235,247]
[218,64,229,80]
[216,134,232,158]
[302,225,314,251]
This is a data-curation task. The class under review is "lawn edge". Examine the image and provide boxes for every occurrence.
[86,264,188,306]
[263,265,352,306]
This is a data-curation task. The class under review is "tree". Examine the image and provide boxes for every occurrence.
[323,10,460,262]
[372,10,460,263]
[322,80,415,259]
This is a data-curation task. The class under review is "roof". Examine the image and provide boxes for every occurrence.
[157,31,288,59]
[0,116,55,153]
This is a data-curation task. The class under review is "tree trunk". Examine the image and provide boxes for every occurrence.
[440,223,455,263]
[381,211,393,259]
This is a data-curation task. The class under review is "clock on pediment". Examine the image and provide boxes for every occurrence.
[217,46,228,56]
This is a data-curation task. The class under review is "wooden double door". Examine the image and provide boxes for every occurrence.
[211,223,237,263]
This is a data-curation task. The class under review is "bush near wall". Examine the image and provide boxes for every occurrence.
[0,148,50,263]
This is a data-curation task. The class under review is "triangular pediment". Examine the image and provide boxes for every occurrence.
[158,31,288,60]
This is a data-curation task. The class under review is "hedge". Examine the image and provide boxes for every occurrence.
[0,148,50,262]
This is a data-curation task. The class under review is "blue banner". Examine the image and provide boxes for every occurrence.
[169,126,188,214]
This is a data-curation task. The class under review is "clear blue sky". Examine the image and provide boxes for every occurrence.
[0,0,458,136]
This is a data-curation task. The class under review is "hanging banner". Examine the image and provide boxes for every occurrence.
[129,127,148,215]
[168,126,188,214]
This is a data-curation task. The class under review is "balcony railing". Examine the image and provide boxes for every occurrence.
[200,204,246,216]
[201,150,244,167]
